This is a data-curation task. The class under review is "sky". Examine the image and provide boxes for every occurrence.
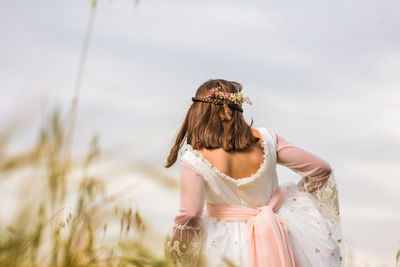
[1,0,400,265]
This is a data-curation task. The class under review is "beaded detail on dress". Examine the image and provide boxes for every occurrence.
[164,225,202,267]
[296,169,345,263]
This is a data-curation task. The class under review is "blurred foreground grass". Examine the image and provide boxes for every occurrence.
[0,108,172,267]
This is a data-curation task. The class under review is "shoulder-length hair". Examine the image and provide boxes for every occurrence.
[165,79,259,168]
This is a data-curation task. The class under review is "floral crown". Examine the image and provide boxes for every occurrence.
[191,87,252,113]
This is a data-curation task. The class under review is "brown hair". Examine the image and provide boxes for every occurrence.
[165,79,259,168]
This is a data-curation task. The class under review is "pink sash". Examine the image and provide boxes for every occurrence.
[206,187,300,267]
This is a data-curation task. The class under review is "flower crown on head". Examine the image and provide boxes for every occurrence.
[192,86,252,113]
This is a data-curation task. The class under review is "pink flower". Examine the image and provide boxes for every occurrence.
[202,87,252,108]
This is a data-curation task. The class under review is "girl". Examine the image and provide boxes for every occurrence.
[164,79,344,267]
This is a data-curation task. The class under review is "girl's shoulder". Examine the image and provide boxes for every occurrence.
[254,126,277,152]
[180,144,206,176]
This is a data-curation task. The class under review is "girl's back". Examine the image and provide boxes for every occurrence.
[196,128,264,180]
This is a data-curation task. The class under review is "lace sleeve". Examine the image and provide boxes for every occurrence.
[164,160,205,266]
[276,133,345,263]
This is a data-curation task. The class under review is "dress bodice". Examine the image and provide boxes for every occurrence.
[181,127,279,209]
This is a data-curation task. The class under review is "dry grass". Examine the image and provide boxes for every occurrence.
[0,108,174,267]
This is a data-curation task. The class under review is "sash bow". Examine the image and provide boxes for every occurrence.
[206,187,299,267]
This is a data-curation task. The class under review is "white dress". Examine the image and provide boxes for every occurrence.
[165,127,345,267]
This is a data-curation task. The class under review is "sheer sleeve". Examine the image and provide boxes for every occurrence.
[275,133,345,262]
[164,160,205,266]
[276,133,332,195]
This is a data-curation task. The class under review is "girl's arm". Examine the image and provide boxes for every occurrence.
[164,160,205,266]
[276,133,332,193]
[174,160,205,226]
